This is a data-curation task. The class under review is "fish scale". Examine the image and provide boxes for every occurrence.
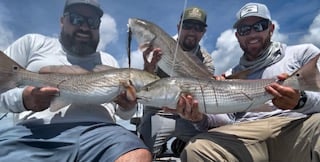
[154,77,274,113]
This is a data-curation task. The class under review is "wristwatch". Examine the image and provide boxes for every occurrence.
[293,90,307,109]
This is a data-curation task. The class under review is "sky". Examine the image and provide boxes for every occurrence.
[0,0,320,129]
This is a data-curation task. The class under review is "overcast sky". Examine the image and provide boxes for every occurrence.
[0,0,319,128]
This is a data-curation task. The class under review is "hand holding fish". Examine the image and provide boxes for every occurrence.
[142,45,162,74]
[265,73,300,110]
[114,85,137,110]
[23,86,59,112]
[213,74,226,80]
[22,65,86,112]
[164,94,204,122]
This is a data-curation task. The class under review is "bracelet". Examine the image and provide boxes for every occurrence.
[293,90,307,110]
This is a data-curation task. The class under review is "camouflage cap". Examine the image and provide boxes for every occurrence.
[181,7,207,26]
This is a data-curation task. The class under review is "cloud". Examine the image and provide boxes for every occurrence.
[119,50,144,69]
[271,20,288,43]
[211,20,288,75]
[210,29,241,75]
[300,13,320,47]
[0,5,14,51]
[97,14,118,51]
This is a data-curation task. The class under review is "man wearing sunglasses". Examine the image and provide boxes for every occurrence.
[0,0,152,161]
[178,2,320,162]
[139,7,232,157]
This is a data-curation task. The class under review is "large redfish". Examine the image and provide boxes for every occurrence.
[136,55,320,114]
[0,51,159,112]
[128,18,213,78]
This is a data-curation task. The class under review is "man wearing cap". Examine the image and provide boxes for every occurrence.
[0,0,152,161]
[139,6,232,156]
[178,2,320,162]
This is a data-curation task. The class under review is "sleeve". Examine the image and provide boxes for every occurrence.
[193,113,235,132]
[294,91,320,114]
[200,48,215,75]
[115,104,138,120]
[0,34,39,113]
[0,88,27,113]
[292,44,320,114]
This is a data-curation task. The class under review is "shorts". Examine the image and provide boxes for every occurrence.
[0,122,147,162]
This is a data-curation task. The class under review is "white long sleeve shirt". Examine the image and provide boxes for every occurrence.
[1,33,135,124]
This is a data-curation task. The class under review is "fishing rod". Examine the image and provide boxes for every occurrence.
[170,0,188,77]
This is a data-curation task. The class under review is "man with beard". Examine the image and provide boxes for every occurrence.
[174,3,320,162]
[138,7,232,157]
[0,0,151,161]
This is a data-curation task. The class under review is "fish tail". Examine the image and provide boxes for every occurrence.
[0,51,24,92]
[284,55,320,91]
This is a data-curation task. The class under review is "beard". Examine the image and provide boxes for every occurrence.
[180,36,198,51]
[60,29,99,57]
[240,34,272,59]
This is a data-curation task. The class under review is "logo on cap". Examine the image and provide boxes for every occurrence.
[240,5,258,18]
[188,8,203,19]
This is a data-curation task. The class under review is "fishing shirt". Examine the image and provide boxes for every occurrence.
[0,33,136,124]
[195,43,320,130]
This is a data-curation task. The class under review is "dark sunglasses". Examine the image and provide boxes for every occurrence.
[182,22,205,32]
[237,19,270,36]
[64,12,101,30]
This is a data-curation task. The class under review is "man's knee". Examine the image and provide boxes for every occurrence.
[180,138,239,162]
[180,139,211,161]
[115,148,152,162]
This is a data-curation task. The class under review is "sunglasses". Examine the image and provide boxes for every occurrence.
[237,19,270,36]
[64,12,101,30]
[182,22,205,32]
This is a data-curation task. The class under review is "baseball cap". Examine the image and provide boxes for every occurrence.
[64,0,103,17]
[233,3,271,28]
[181,7,207,26]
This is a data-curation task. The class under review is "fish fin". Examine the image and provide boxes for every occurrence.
[92,65,115,72]
[0,51,25,92]
[225,69,251,79]
[284,54,320,91]
[139,42,151,52]
[49,97,71,112]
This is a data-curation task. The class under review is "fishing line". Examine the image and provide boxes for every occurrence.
[0,113,8,120]
[170,0,188,76]
[127,27,132,68]
[151,0,188,157]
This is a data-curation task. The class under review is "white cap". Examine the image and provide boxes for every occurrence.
[233,3,271,28]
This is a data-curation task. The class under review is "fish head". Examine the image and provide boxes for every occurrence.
[136,78,181,108]
[128,18,157,51]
